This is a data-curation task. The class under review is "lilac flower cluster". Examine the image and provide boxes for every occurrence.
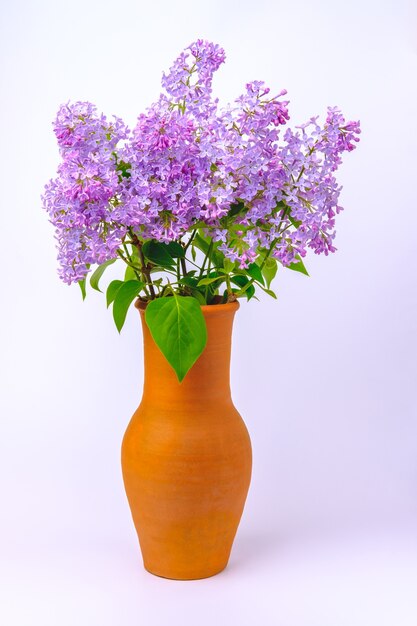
[43,102,129,282]
[42,41,360,284]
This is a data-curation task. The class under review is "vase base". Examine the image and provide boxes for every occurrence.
[143,561,228,581]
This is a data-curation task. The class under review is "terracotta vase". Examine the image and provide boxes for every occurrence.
[121,300,252,580]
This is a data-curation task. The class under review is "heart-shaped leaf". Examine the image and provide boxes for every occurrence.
[145,295,207,382]
[142,240,176,268]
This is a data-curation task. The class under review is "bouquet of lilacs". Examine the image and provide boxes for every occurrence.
[42,40,360,380]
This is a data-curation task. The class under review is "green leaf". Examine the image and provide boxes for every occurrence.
[231,275,255,300]
[273,200,301,226]
[78,279,87,300]
[286,205,302,228]
[128,243,140,264]
[149,265,170,274]
[190,289,207,305]
[274,200,287,211]
[262,257,278,289]
[257,283,277,299]
[179,275,199,288]
[90,259,116,292]
[178,277,207,303]
[246,263,264,285]
[227,201,247,218]
[106,280,123,308]
[197,275,224,287]
[193,233,225,268]
[223,257,235,274]
[113,280,145,332]
[124,265,137,281]
[145,295,207,382]
[288,215,302,228]
[287,256,309,276]
[116,159,132,179]
[142,240,175,268]
[166,241,185,258]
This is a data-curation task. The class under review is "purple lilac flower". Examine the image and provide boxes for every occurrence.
[42,41,360,284]
[42,102,129,283]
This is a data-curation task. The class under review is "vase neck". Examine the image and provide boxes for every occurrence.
[138,302,239,410]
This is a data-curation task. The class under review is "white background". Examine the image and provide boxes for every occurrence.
[1,0,416,624]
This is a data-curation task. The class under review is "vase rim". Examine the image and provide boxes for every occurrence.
[135,298,240,315]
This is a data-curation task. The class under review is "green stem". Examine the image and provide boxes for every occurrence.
[183,257,201,270]
[225,274,234,300]
[121,241,142,282]
[198,238,214,281]
[184,229,197,252]
[204,245,213,302]
[176,257,181,284]
[234,242,277,298]
[116,250,142,273]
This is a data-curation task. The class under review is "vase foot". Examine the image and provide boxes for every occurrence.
[143,561,228,581]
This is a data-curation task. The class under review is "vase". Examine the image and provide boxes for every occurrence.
[121,300,252,580]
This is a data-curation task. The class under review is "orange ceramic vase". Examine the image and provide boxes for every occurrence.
[121,301,252,580]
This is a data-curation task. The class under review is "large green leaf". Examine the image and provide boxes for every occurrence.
[106,280,123,308]
[145,295,207,382]
[89,258,116,292]
[142,240,176,268]
[287,256,309,276]
[112,280,145,332]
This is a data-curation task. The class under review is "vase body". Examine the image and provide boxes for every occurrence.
[121,301,252,580]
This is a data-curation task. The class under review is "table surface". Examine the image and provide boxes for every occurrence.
[2,523,416,626]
